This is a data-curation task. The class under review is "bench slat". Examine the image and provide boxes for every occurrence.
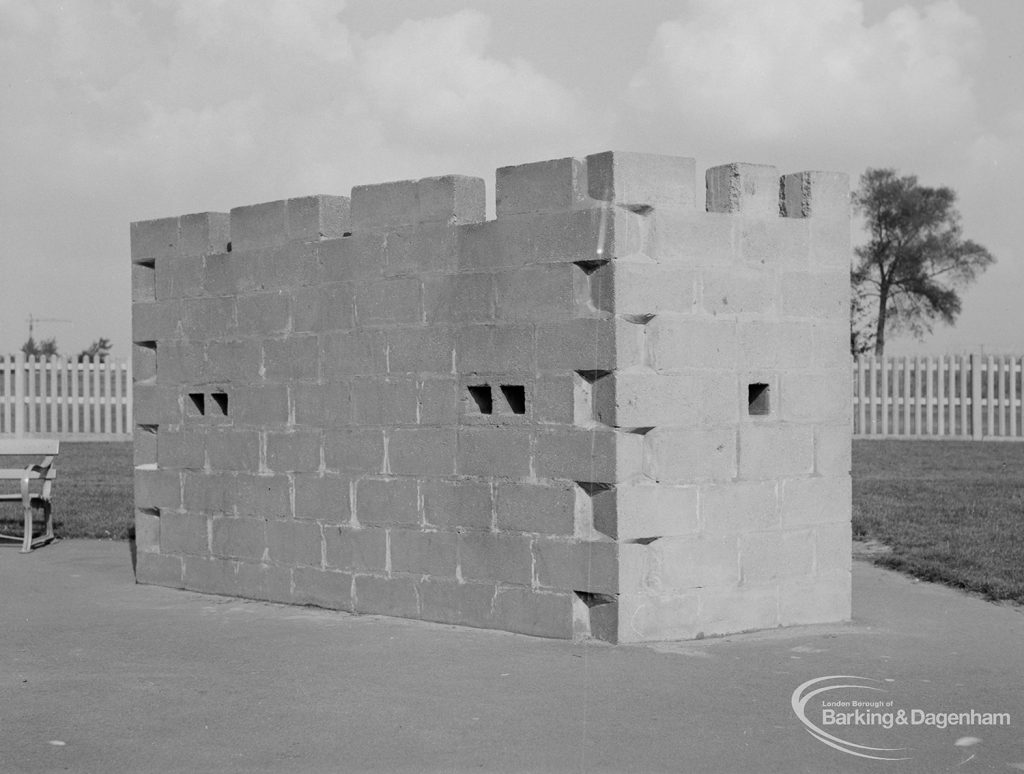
[0,440,60,455]
[0,467,55,480]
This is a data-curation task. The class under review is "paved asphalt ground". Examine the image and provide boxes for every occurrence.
[3,540,1023,774]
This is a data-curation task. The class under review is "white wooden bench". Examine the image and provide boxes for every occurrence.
[0,439,59,552]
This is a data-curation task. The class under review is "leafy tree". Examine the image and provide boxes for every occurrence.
[77,337,112,363]
[852,168,994,356]
[21,336,58,358]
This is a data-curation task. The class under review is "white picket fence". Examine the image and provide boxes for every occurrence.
[0,354,132,440]
[854,353,1024,440]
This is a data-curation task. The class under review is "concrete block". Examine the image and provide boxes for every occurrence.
[455,324,533,374]
[815,522,852,575]
[321,330,387,378]
[586,151,696,210]
[265,430,322,474]
[202,252,242,296]
[620,535,739,594]
[811,319,851,368]
[533,539,618,594]
[266,519,323,567]
[390,529,458,577]
[132,263,156,302]
[356,477,419,527]
[294,382,351,430]
[697,585,780,636]
[233,384,289,427]
[182,557,290,602]
[355,277,422,326]
[456,427,532,478]
[292,283,355,333]
[319,233,386,284]
[181,296,235,340]
[649,211,734,266]
[132,300,182,343]
[232,474,292,518]
[647,317,737,372]
[616,483,700,540]
[131,216,179,262]
[155,341,204,385]
[134,468,181,511]
[608,262,699,318]
[779,572,851,625]
[205,430,259,473]
[815,424,852,477]
[324,428,385,474]
[531,373,576,425]
[388,428,456,476]
[616,592,700,643]
[701,481,780,535]
[416,175,486,225]
[384,222,459,276]
[494,263,591,322]
[739,529,814,583]
[203,340,262,384]
[387,327,454,375]
[737,424,814,480]
[351,179,419,230]
[643,426,737,484]
[353,574,420,618]
[495,481,575,536]
[780,171,849,220]
[421,479,492,531]
[134,426,158,467]
[292,567,353,611]
[534,427,642,484]
[324,526,387,572]
[706,163,779,217]
[779,370,851,423]
[700,267,775,316]
[235,291,290,337]
[179,212,230,256]
[293,473,351,524]
[157,428,206,470]
[135,552,184,588]
[132,384,182,425]
[737,320,815,370]
[249,242,320,292]
[134,509,160,553]
[809,218,852,268]
[536,318,643,372]
[597,370,738,428]
[738,217,810,268]
[459,532,533,584]
[210,516,266,561]
[496,157,588,218]
[262,335,320,383]
[230,200,288,252]
[159,511,209,556]
[286,195,351,242]
[417,579,496,629]
[417,379,459,425]
[183,472,233,514]
[424,273,494,324]
[780,270,847,319]
[494,587,573,639]
[133,342,157,382]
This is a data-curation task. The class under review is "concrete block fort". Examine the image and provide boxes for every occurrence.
[130,151,852,643]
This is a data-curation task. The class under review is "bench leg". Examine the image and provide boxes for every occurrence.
[21,495,33,553]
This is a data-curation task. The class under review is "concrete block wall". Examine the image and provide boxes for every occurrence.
[131,153,851,643]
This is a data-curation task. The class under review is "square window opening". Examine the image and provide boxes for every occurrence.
[467,384,493,414]
[748,383,770,416]
[500,384,526,415]
[211,392,229,416]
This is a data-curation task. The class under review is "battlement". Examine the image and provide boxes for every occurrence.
[131,151,852,643]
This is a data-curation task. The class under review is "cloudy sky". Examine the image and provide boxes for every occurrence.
[1,0,1021,358]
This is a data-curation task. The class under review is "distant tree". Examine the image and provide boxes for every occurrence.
[852,168,995,356]
[21,336,58,358]
[77,337,112,363]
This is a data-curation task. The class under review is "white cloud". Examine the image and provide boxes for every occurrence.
[627,0,983,166]
[356,10,588,151]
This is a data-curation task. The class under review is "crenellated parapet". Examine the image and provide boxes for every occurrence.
[131,151,851,642]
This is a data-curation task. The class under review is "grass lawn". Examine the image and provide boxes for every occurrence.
[4,438,1023,606]
[853,439,1024,604]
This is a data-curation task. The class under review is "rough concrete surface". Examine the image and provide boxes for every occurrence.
[3,540,1023,773]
